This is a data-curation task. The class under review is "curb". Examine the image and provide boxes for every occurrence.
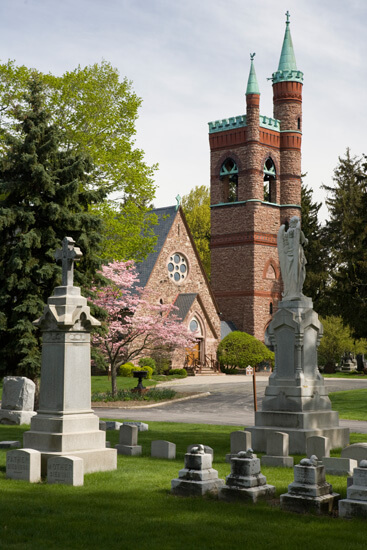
[92,391,211,410]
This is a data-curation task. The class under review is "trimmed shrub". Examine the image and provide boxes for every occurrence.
[118,362,136,377]
[169,368,187,377]
[217,331,274,371]
[139,366,153,379]
[138,357,156,373]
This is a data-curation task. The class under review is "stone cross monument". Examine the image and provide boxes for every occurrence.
[249,218,349,453]
[23,237,117,474]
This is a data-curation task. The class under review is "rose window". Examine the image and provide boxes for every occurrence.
[167,253,188,283]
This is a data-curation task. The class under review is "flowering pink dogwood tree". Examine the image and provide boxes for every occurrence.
[91,260,197,396]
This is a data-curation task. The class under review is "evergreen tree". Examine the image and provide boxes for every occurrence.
[0,76,106,377]
[323,149,367,338]
[300,181,328,312]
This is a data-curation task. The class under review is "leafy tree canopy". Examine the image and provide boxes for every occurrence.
[318,316,367,367]
[217,331,274,370]
[0,59,158,261]
[181,185,211,279]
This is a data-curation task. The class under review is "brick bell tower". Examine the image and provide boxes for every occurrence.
[209,12,303,341]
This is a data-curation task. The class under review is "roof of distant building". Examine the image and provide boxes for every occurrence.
[135,205,178,287]
[172,293,198,322]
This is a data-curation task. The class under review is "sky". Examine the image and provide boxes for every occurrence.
[1,0,366,222]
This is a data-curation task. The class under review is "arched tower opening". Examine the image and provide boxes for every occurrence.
[263,157,276,203]
[220,158,238,203]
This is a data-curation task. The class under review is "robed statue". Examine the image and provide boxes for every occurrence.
[277,216,308,300]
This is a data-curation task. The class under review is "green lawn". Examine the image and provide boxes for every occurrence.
[324,372,367,379]
[329,389,367,421]
[1,421,367,550]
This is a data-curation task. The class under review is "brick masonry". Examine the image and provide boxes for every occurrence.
[144,209,221,368]
[210,74,302,341]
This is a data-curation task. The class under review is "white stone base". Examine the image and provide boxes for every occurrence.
[115,444,142,456]
[280,492,340,514]
[339,499,367,518]
[0,410,36,425]
[249,420,349,454]
[219,484,276,503]
[39,448,117,475]
[171,477,224,496]
[23,411,117,475]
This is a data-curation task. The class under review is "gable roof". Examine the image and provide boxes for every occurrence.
[172,293,198,322]
[135,205,178,287]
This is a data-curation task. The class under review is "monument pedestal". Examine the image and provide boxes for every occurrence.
[23,238,117,475]
[249,299,349,453]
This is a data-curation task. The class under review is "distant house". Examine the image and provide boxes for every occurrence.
[136,204,221,372]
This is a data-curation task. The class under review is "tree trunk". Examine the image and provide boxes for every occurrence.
[111,364,117,398]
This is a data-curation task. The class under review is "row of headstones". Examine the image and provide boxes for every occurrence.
[227,430,358,476]
[171,444,367,518]
[6,450,84,485]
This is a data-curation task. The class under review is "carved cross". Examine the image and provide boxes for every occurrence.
[54,237,83,287]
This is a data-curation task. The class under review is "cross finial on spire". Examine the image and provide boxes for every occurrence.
[250,52,256,61]
[55,237,83,287]
[175,194,181,210]
[285,10,290,24]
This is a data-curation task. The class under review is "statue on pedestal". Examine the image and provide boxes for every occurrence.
[277,216,308,300]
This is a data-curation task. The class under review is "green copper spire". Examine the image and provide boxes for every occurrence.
[246,53,260,95]
[272,11,303,84]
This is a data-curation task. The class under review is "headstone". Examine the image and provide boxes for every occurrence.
[0,377,36,425]
[22,237,117,475]
[115,424,142,456]
[306,436,330,461]
[337,352,357,373]
[47,456,84,486]
[219,449,276,503]
[123,421,148,432]
[341,443,367,463]
[226,431,252,463]
[280,455,340,514]
[99,421,107,431]
[187,444,213,459]
[249,218,349,453]
[106,421,123,431]
[171,444,224,496]
[339,461,367,518]
[261,431,294,468]
[151,440,176,459]
[322,457,357,476]
[0,441,21,449]
[6,449,41,483]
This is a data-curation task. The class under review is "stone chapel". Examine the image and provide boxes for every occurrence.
[136,204,221,371]
[209,12,303,342]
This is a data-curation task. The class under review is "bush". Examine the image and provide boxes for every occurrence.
[169,368,187,377]
[118,362,136,377]
[139,366,153,379]
[138,357,156,373]
[151,350,171,375]
[217,331,274,370]
[119,364,154,379]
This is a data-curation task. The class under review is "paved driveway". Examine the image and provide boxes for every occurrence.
[94,375,367,433]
